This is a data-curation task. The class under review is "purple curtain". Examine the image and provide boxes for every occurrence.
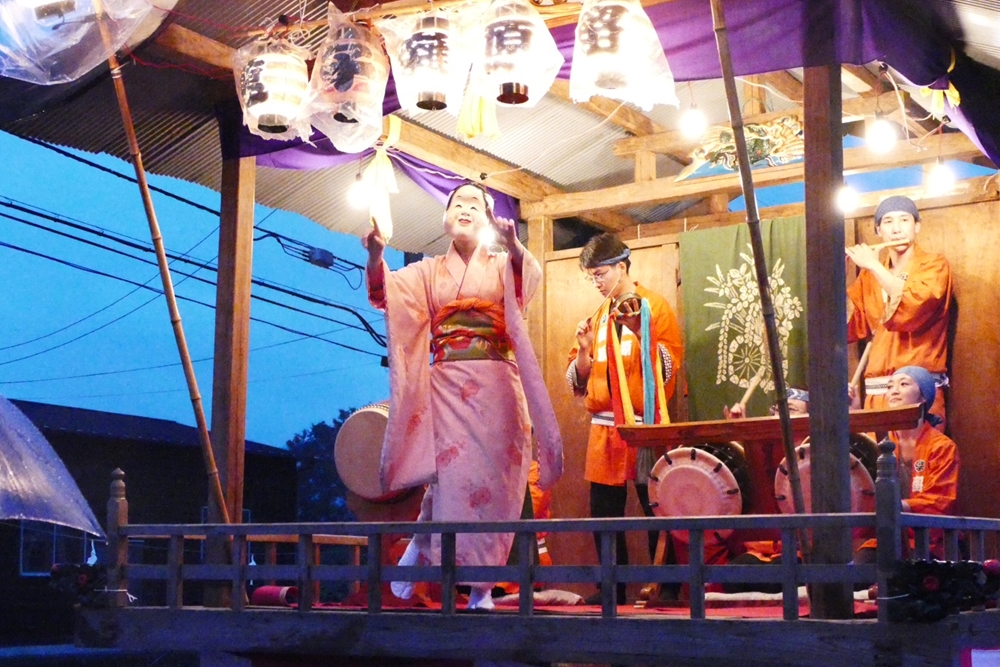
[225,0,998,184]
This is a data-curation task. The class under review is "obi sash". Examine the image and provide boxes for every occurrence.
[430,298,514,364]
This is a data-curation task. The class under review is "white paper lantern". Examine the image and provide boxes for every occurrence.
[570,0,678,111]
[307,6,389,153]
[378,8,473,114]
[477,0,563,106]
[234,39,312,141]
[0,0,153,84]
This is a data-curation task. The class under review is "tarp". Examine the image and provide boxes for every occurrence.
[0,395,104,537]
[226,0,1000,169]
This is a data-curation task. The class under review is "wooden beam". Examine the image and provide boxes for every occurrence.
[841,64,938,137]
[616,174,1000,240]
[526,216,554,372]
[548,79,664,137]
[614,108,802,158]
[153,23,232,71]
[758,70,804,104]
[152,24,635,232]
[526,130,982,218]
[388,118,635,231]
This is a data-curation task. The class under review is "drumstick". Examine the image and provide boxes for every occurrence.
[738,367,766,409]
[850,340,873,389]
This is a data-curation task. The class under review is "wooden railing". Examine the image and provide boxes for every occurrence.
[103,438,1000,623]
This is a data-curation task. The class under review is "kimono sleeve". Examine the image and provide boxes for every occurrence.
[907,435,959,516]
[883,254,952,334]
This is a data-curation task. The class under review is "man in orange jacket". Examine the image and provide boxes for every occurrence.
[566,233,683,604]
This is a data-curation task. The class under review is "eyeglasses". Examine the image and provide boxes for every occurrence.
[584,267,615,286]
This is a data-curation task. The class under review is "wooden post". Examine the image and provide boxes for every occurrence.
[599,531,616,619]
[211,116,256,525]
[296,534,314,613]
[526,215,554,372]
[803,0,853,619]
[366,534,382,613]
[166,535,184,609]
[518,529,534,618]
[106,468,129,608]
[875,436,902,623]
[688,530,706,620]
[440,532,457,615]
[634,150,657,182]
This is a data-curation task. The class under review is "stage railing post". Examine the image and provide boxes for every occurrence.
[106,468,130,609]
[875,437,902,622]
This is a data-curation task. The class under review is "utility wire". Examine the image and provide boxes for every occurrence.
[0,240,385,359]
[21,136,221,217]
[0,202,386,345]
[0,326,352,385]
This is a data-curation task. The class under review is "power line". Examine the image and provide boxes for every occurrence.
[21,136,221,217]
[0,201,387,345]
[0,240,385,359]
[0,326,352,385]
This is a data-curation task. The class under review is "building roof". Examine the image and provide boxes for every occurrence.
[10,399,291,458]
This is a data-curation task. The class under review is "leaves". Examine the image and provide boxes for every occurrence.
[286,409,357,523]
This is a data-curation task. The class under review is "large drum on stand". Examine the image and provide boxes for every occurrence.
[773,433,878,514]
[334,402,422,523]
[647,442,751,545]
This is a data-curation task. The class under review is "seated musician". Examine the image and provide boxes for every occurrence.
[722,388,810,591]
[854,365,960,564]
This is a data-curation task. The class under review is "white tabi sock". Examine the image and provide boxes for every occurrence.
[390,539,419,600]
[466,585,495,611]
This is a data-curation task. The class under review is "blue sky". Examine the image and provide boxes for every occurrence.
[0,130,400,449]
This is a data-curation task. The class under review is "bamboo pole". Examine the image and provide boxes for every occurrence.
[850,340,873,390]
[94,8,230,525]
[710,0,806,517]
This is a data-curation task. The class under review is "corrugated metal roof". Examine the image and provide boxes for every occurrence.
[10,399,289,456]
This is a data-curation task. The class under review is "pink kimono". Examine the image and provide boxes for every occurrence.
[368,243,562,574]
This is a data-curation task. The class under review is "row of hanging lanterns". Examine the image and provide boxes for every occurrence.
[234,0,679,149]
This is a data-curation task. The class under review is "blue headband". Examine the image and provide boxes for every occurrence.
[786,388,809,404]
[874,195,920,230]
[594,247,631,267]
[893,365,942,427]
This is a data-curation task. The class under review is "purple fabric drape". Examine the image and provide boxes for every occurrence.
[225,0,999,180]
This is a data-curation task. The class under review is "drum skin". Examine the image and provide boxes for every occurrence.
[647,443,749,544]
[773,435,877,514]
[334,402,410,503]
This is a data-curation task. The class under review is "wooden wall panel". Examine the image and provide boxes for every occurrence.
[542,237,681,595]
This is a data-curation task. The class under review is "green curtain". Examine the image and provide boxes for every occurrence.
[679,216,808,421]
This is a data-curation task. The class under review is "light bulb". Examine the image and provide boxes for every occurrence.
[836,185,859,214]
[927,160,956,196]
[679,106,708,140]
[347,173,370,209]
[478,226,498,247]
[865,116,897,154]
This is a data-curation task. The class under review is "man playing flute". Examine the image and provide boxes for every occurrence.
[845,195,953,428]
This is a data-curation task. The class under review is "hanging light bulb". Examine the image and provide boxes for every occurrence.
[865,113,897,154]
[836,184,859,215]
[347,172,371,209]
[478,224,498,247]
[234,39,312,140]
[570,0,678,111]
[679,105,708,140]
[926,159,956,196]
[479,0,563,106]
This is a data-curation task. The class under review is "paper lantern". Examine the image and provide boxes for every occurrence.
[0,0,153,84]
[478,0,563,106]
[234,39,312,141]
[308,6,389,152]
[570,0,678,111]
[378,8,472,114]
